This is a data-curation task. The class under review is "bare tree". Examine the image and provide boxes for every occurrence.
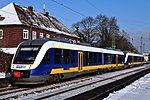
[72,16,96,43]
[71,14,137,52]
[95,14,110,47]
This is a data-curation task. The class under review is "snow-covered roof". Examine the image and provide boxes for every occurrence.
[0,2,78,38]
[0,3,22,25]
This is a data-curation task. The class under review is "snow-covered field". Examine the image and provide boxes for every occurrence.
[104,73,150,100]
[0,72,5,78]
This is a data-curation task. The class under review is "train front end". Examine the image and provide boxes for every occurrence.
[11,39,50,84]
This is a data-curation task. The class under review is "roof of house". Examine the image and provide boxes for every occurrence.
[0,2,78,38]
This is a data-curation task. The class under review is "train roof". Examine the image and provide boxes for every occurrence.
[48,40,124,55]
[20,39,50,46]
[19,39,124,55]
[126,52,143,57]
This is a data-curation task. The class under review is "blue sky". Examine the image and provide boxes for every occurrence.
[0,0,150,52]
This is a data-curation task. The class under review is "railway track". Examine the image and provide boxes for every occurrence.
[0,64,149,100]
[0,76,92,99]
[33,65,150,100]
[0,87,30,97]
[0,86,19,93]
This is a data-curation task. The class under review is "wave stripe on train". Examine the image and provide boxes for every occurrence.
[50,64,125,74]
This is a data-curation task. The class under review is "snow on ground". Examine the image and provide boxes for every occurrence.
[104,73,150,100]
[0,72,5,78]
[0,48,17,54]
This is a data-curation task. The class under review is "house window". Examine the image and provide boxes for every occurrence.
[69,39,73,43]
[40,33,43,38]
[23,29,29,39]
[73,40,76,44]
[46,34,50,38]
[0,29,3,39]
[32,31,36,40]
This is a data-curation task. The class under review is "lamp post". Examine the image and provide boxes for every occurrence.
[111,17,117,49]
[143,43,145,53]
[140,35,143,54]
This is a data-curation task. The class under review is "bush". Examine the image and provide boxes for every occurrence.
[0,51,13,72]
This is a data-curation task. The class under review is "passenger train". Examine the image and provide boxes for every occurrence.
[11,39,144,84]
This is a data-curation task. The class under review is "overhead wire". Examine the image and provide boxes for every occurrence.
[84,0,145,51]
[50,0,86,17]
[36,0,75,28]
[86,0,103,14]
[1,1,149,33]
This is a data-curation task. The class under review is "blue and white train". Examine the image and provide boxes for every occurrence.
[11,39,144,84]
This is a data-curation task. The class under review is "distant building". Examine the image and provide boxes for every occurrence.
[143,53,149,62]
[0,2,79,50]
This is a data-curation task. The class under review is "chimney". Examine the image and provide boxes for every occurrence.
[43,12,49,17]
[28,6,33,12]
[43,4,46,13]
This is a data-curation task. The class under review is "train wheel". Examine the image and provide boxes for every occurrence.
[46,75,53,83]
[60,73,64,79]
[45,80,50,85]
[52,74,60,82]
[97,69,103,75]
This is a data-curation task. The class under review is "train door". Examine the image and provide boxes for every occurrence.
[78,51,83,70]
[116,54,118,67]
[131,56,134,66]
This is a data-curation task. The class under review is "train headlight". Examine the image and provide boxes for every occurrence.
[12,65,14,68]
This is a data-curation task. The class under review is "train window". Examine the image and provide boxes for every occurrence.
[54,49,62,64]
[136,57,143,62]
[41,50,50,64]
[113,55,116,63]
[139,57,143,62]
[97,53,102,64]
[104,54,115,64]
[134,56,137,62]
[83,51,89,66]
[138,57,141,62]
[132,56,134,62]
[63,49,70,64]
[104,54,107,64]
[13,46,40,64]
[142,57,144,61]
[107,55,112,64]
[118,55,124,63]
[93,52,97,65]
[127,56,132,63]
[89,52,93,65]
[70,50,76,64]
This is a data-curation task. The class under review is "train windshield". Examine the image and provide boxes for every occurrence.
[13,46,40,64]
